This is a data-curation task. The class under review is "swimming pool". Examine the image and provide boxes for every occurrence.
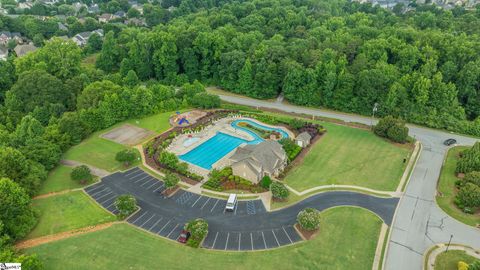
[179,133,247,170]
[178,119,289,170]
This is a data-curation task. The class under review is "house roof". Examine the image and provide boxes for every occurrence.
[296,132,311,142]
[230,140,286,174]
[0,46,8,54]
[14,44,37,57]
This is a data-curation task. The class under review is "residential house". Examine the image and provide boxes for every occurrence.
[58,22,68,32]
[295,132,311,148]
[18,2,33,9]
[98,13,114,23]
[124,17,146,26]
[72,29,103,47]
[87,4,100,14]
[0,46,8,61]
[229,140,287,183]
[0,31,11,45]
[14,43,37,57]
[114,10,126,18]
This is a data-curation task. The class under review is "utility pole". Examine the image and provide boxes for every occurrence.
[446,234,453,252]
[371,102,379,129]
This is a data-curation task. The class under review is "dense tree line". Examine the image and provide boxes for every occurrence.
[93,0,480,136]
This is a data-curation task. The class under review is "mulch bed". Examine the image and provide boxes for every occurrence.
[163,186,180,197]
[294,224,320,240]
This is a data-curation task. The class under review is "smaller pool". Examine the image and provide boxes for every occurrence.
[231,119,289,142]
[183,137,200,147]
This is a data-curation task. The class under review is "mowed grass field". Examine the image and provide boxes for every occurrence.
[62,111,175,172]
[436,146,480,226]
[434,250,479,270]
[38,165,97,195]
[26,207,382,270]
[27,191,116,239]
[285,121,412,191]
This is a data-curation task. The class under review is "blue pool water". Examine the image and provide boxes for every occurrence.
[178,120,289,170]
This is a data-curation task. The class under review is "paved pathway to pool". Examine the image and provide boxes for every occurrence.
[84,167,399,251]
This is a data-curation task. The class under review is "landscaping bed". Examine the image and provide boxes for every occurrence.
[202,167,267,193]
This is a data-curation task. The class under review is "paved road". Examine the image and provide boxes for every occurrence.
[218,94,480,269]
[84,167,398,250]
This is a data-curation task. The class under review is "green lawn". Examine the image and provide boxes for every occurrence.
[436,146,480,226]
[284,121,412,191]
[62,111,175,172]
[38,165,96,195]
[434,250,479,270]
[27,191,116,239]
[26,207,382,270]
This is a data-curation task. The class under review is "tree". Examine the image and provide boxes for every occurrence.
[77,80,122,110]
[115,149,138,167]
[270,181,289,200]
[85,33,103,53]
[455,183,480,210]
[70,165,93,184]
[374,116,409,143]
[159,151,179,170]
[127,7,140,18]
[123,70,139,87]
[0,60,16,102]
[0,178,36,240]
[238,58,254,94]
[189,93,221,109]
[114,194,137,218]
[297,208,321,231]
[289,118,305,130]
[57,112,91,144]
[96,31,120,72]
[164,172,179,189]
[185,218,208,242]
[456,143,480,174]
[260,175,272,189]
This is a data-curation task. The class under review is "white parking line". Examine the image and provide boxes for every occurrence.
[98,194,116,205]
[271,230,280,247]
[238,233,241,251]
[210,200,219,212]
[158,220,171,234]
[90,187,109,197]
[261,231,267,249]
[225,233,230,250]
[167,224,179,238]
[212,232,219,248]
[234,204,238,215]
[190,196,202,207]
[87,184,104,193]
[95,191,113,201]
[153,184,164,193]
[250,233,253,250]
[105,201,116,210]
[129,172,145,179]
[283,227,293,244]
[140,214,156,227]
[131,211,148,224]
[134,175,150,183]
[140,178,156,187]
[149,217,163,231]
[146,181,160,190]
[200,197,211,209]
[124,168,140,177]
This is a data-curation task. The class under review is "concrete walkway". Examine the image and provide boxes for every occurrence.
[425,244,480,270]
[60,159,110,177]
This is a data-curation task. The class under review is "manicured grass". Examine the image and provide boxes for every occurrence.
[436,146,480,226]
[284,121,412,191]
[125,111,177,133]
[26,207,382,270]
[434,250,479,270]
[38,165,97,195]
[62,131,138,172]
[27,191,116,239]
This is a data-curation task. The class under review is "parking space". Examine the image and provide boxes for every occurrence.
[84,167,399,251]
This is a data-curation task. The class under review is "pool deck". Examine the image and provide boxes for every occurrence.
[166,117,294,177]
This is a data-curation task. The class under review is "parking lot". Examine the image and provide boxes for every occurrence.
[84,167,399,250]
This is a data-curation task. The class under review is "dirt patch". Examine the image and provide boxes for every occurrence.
[294,224,319,240]
[33,189,78,200]
[101,124,155,146]
[15,222,118,249]
[170,110,208,127]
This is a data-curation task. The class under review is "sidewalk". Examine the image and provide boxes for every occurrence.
[60,159,111,177]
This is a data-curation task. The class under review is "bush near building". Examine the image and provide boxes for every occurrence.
[164,173,179,189]
[270,181,289,200]
[202,167,265,193]
[374,116,409,144]
[279,138,302,161]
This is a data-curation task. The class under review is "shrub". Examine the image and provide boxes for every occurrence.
[260,176,272,189]
[270,181,289,200]
[115,194,137,219]
[190,92,221,109]
[297,208,321,231]
[289,118,305,130]
[458,261,469,270]
[463,171,480,187]
[374,116,409,143]
[115,149,138,167]
[469,261,480,270]
[70,165,92,184]
[159,151,179,170]
[456,142,480,174]
[279,138,302,161]
[455,183,480,210]
[185,218,208,242]
[164,173,179,189]
[186,238,201,248]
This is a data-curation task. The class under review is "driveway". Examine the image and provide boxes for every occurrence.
[217,94,480,269]
[84,167,398,250]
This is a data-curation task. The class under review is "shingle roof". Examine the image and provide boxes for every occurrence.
[296,132,311,142]
[14,44,37,57]
[230,140,286,174]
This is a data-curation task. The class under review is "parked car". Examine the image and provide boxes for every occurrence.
[177,230,191,243]
[443,138,457,146]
